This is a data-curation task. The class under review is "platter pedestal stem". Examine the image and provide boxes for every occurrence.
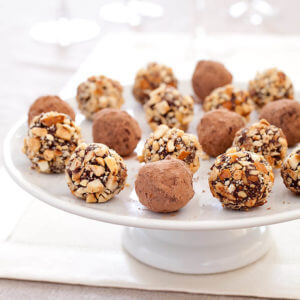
[123,226,271,274]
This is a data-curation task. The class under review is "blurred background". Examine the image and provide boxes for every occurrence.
[1,0,300,155]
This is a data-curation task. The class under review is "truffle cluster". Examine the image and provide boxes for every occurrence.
[192,60,232,102]
[28,95,75,125]
[133,62,178,104]
[135,157,194,213]
[233,119,287,168]
[260,99,300,147]
[144,84,194,131]
[203,84,253,121]
[281,149,300,194]
[23,112,81,173]
[197,109,245,157]
[209,150,274,210]
[249,68,294,108]
[92,109,141,157]
[65,143,127,203]
[141,125,201,173]
[76,75,124,120]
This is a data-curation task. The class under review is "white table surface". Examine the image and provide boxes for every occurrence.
[2,0,300,298]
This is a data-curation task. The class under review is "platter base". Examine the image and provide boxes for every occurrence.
[123,226,271,274]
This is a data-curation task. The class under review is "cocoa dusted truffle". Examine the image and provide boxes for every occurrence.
[141,125,201,173]
[233,119,288,168]
[135,157,194,213]
[197,109,245,157]
[65,143,127,203]
[92,108,142,157]
[23,112,81,173]
[28,95,75,125]
[260,99,300,147]
[144,84,194,131]
[209,149,274,210]
[133,62,178,104]
[76,75,124,120]
[281,149,300,194]
[192,60,232,103]
[249,68,294,108]
[203,84,254,121]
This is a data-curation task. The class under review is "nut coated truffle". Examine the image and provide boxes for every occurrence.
[135,157,194,213]
[233,119,288,168]
[76,75,124,120]
[23,112,81,173]
[92,108,142,157]
[28,95,75,125]
[281,149,300,194]
[209,150,274,210]
[65,143,127,203]
[203,84,254,121]
[249,68,294,108]
[192,60,232,103]
[260,99,300,147]
[144,84,194,131]
[197,109,245,157]
[133,62,178,104]
[141,125,201,173]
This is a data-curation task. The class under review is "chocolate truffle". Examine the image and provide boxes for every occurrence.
[144,84,194,131]
[281,149,300,193]
[203,84,254,121]
[135,157,194,213]
[197,109,245,157]
[76,75,124,120]
[23,112,81,173]
[28,95,75,125]
[192,60,232,103]
[233,119,288,168]
[65,143,127,203]
[141,125,201,173]
[92,109,142,157]
[133,62,178,104]
[209,150,274,210]
[259,99,300,147]
[248,68,294,108]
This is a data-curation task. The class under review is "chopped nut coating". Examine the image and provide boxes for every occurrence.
[141,125,201,173]
[233,119,287,168]
[23,112,81,173]
[209,150,274,210]
[76,75,124,120]
[65,143,127,203]
[133,62,178,104]
[144,84,194,131]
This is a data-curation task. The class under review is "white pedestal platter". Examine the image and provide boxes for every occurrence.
[3,82,300,274]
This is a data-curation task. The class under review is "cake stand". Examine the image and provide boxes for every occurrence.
[4,82,300,274]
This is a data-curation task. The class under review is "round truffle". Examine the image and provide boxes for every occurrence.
[133,62,178,104]
[23,112,81,173]
[141,125,201,173]
[259,99,300,147]
[192,60,232,103]
[65,143,127,203]
[76,75,124,120]
[281,149,300,194]
[135,157,194,213]
[203,84,254,121]
[197,109,245,157]
[233,119,288,168]
[248,68,294,108]
[209,150,274,210]
[144,84,194,131]
[28,95,75,125]
[92,109,142,157]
